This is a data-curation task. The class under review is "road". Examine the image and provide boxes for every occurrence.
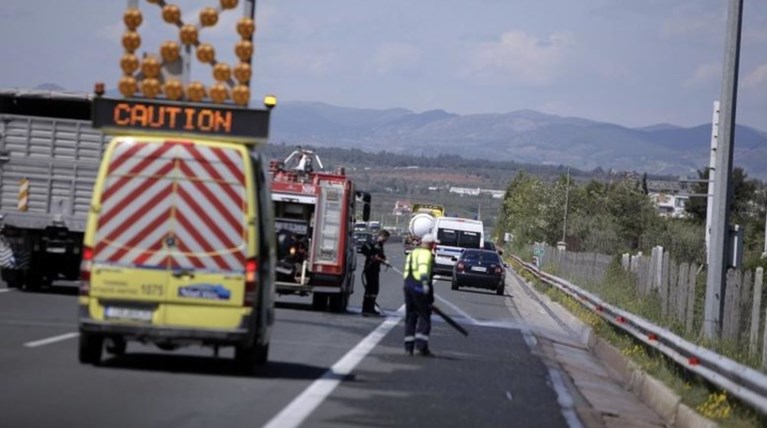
[0,251,663,428]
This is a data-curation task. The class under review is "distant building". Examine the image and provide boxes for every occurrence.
[649,192,689,218]
[392,200,411,216]
[449,187,505,199]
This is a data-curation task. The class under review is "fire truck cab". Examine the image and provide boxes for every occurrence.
[270,149,370,312]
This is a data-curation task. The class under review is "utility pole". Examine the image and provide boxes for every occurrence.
[704,0,743,340]
[705,101,720,258]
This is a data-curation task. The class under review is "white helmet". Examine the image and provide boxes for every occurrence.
[420,233,436,244]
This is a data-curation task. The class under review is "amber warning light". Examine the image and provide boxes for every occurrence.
[92,97,269,143]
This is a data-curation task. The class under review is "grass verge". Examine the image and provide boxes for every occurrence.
[509,257,763,428]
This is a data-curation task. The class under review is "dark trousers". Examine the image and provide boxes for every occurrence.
[362,270,380,313]
[404,282,431,352]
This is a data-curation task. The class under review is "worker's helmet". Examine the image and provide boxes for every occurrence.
[420,233,436,244]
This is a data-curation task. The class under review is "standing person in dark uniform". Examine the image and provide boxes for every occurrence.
[360,230,390,316]
[403,233,436,356]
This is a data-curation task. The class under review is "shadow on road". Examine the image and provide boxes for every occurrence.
[452,288,511,297]
[20,284,79,296]
[100,352,329,379]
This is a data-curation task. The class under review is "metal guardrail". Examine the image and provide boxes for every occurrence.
[511,254,767,415]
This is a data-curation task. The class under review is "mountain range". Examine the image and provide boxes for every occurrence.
[29,83,767,178]
[270,101,767,179]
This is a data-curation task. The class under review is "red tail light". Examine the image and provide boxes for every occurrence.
[80,246,94,296]
[244,258,258,306]
[456,262,465,272]
[494,266,503,275]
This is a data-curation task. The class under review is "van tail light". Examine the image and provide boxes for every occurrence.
[80,246,93,296]
[456,262,465,272]
[244,258,258,307]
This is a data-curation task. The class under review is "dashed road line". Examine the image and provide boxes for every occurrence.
[24,332,79,348]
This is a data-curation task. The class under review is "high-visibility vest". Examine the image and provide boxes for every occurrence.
[404,247,432,282]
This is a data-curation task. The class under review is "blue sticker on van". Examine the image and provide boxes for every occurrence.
[178,284,232,300]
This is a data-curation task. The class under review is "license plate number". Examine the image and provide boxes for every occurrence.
[471,266,487,272]
[104,306,153,322]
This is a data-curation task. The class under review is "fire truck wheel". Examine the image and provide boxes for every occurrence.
[328,293,348,313]
[1,269,23,289]
[312,293,328,311]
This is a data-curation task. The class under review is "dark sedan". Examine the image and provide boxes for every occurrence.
[451,249,507,295]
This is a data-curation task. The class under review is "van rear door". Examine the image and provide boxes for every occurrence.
[165,141,248,311]
[90,139,249,323]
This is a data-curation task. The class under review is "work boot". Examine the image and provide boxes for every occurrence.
[417,349,434,357]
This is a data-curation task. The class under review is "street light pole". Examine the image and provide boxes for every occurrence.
[704,0,743,340]
[562,168,571,245]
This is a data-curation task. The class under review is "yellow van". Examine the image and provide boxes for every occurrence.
[78,135,275,373]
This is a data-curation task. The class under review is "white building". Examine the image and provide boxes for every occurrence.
[649,193,689,218]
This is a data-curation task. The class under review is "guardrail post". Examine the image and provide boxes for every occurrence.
[750,268,763,357]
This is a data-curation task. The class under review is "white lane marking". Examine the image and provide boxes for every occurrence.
[0,288,14,293]
[506,391,513,401]
[434,294,480,325]
[263,305,405,428]
[24,332,79,348]
[548,367,584,428]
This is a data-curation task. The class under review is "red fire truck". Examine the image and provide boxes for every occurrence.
[269,149,370,312]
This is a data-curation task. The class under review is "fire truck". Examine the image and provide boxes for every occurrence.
[270,149,370,312]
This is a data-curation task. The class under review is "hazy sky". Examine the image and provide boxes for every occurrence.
[0,0,765,129]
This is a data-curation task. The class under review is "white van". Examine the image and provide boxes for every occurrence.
[431,217,484,279]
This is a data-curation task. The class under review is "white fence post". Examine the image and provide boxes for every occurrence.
[751,268,764,357]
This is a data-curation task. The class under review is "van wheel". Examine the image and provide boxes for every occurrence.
[328,293,347,313]
[79,332,103,365]
[235,342,269,375]
[312,293,328,311]
[105,337,127,356]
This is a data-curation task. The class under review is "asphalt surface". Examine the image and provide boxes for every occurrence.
[0,251,583,428]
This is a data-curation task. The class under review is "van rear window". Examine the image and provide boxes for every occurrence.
[437,228,481,249]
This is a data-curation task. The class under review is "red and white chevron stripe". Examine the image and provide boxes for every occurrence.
[94,139,247,272]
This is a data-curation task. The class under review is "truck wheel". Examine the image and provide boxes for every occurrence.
[23,268,45,292]
[79,332,103,365]
[312,293,328,311]
[1,269,22,289]
[328,293,347,313]
[235,342,269,375]
[105,337,127,356]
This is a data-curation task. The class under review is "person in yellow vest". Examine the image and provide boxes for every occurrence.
[402,233,436,356]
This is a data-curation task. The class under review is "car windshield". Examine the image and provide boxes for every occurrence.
[461,251,501,263]
[437,228,481,249]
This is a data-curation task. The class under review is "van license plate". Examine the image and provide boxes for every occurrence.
[471,266,487,272]
[104,307,153,322]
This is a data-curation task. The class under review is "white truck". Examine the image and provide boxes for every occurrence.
[0,89,107,290]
